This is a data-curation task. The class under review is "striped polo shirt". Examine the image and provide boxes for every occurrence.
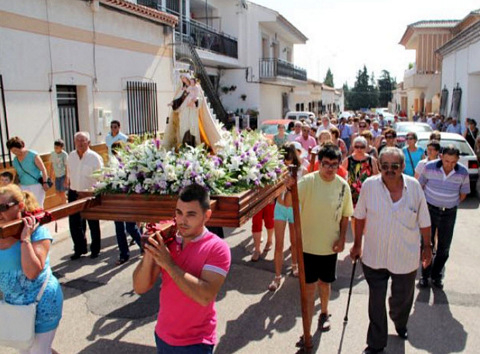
[418,159,470,209]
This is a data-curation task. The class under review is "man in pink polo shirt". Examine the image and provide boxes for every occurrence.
[296,123,317,151]
[133,184,231,353]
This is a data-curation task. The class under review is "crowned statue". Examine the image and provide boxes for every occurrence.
[162,70,223,153]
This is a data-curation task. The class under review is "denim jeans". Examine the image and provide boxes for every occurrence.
[155,333,214,354]
[422,204,457,280]
[114,221,142,260]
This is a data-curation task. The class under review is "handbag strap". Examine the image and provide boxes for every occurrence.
[16,156,39,182]
[406,149,415,174]
[35,270,51,303]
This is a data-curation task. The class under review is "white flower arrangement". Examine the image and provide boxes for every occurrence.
[94,130,285,196]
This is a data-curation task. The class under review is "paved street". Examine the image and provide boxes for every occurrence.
[4,193,480,354]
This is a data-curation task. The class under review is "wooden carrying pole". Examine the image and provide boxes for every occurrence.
[0,196,99,239]
[288,165,312,350]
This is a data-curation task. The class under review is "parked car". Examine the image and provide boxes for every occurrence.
[416,132,479,192]
[259,119,295,140]
[339,111,354,120]
[284,111,315,121]
[393,122,433,147]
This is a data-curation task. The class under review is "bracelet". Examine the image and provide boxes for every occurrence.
[20,238,31,244]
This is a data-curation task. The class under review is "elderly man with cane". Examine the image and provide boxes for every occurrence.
[350,147,432,354]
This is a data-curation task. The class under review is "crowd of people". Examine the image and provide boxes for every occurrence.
[257,111,473,353]
[0,109,475,353]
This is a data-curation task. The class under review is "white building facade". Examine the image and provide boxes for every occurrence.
[145,0,309,124]
[437,13,480,123]
[0,0,177,154]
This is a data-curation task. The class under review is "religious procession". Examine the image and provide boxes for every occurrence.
[1,1,480,354]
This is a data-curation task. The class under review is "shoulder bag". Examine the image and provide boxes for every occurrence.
[0,270,51,350]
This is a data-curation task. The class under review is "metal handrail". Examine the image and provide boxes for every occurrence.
[175,39,228,124]
[259,58,307,81]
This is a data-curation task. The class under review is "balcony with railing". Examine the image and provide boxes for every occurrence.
[175,16,238,58]
[136,0,237,58]
[259,58,307,82]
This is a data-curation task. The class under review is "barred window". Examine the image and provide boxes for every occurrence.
[126,81,159,135]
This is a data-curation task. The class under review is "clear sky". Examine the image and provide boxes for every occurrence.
[251,0,479,88]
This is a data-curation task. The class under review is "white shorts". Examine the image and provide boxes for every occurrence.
[20,184,45,208]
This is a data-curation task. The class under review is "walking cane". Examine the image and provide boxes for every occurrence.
[343,257,358,323]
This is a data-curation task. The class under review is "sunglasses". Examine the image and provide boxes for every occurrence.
[359,125,367,128]
[380,163,401,171]
[406,137,416,140]
[0,201,19,212]
[321,161,340,169]
[385,135,395,139]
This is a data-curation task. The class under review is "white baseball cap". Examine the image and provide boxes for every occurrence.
[291,141,308,159]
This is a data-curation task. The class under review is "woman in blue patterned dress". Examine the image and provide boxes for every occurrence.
[0,184,63,353]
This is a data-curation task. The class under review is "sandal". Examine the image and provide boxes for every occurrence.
[295,335,313,350]
[251,250,261,262]
[268,276,282,291]
[115,258,129,266]
[292,264,299,277]
[263,242,272,253]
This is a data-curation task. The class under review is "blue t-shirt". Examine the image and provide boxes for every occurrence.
[0,226,63,333]
[105,132,128,155]
[13,150,42,186]
[403,146,425,177]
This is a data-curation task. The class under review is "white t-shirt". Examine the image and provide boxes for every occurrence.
[67,149,104,191]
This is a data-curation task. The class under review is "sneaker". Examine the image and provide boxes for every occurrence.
[418,278,429,288]
[318,313,331,332]
[432,278,444,289]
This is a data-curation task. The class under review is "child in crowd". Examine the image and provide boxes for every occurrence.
[50,139,68,204]
[268,143,300,291]
[0,171,13,186]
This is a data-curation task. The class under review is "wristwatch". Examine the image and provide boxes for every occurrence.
[20,238,31,244]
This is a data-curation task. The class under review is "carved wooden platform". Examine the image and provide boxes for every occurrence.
[0,177,286,238]
[81,177,286,227]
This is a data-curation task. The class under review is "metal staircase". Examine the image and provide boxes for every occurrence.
[175,39,228,125]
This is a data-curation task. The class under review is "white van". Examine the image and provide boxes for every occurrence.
[284,111,316,121]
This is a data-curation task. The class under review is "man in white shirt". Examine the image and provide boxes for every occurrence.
[67,131,104,260]
[288,121,303,142]
[414,140,441,179]
[315,116,334,137]
[350,147,432,354]
[446,118,462,134]
[105,120,128,155]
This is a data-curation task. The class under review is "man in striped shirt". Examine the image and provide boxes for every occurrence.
[350,147,432,354]
[418,145,470,289]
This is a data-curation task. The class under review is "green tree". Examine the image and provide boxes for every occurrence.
[348,65,379,110]
[324,68,334,87]
[343,82,350,110]
[377,70,396,108]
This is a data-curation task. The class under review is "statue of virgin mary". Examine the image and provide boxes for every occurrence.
[162,71,223,153]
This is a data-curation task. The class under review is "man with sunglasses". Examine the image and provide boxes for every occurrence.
[295,143,353,348]
[418,145,470,289]
[105,120,128,155]
[377,128,399,155]
[350,147,432,354]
